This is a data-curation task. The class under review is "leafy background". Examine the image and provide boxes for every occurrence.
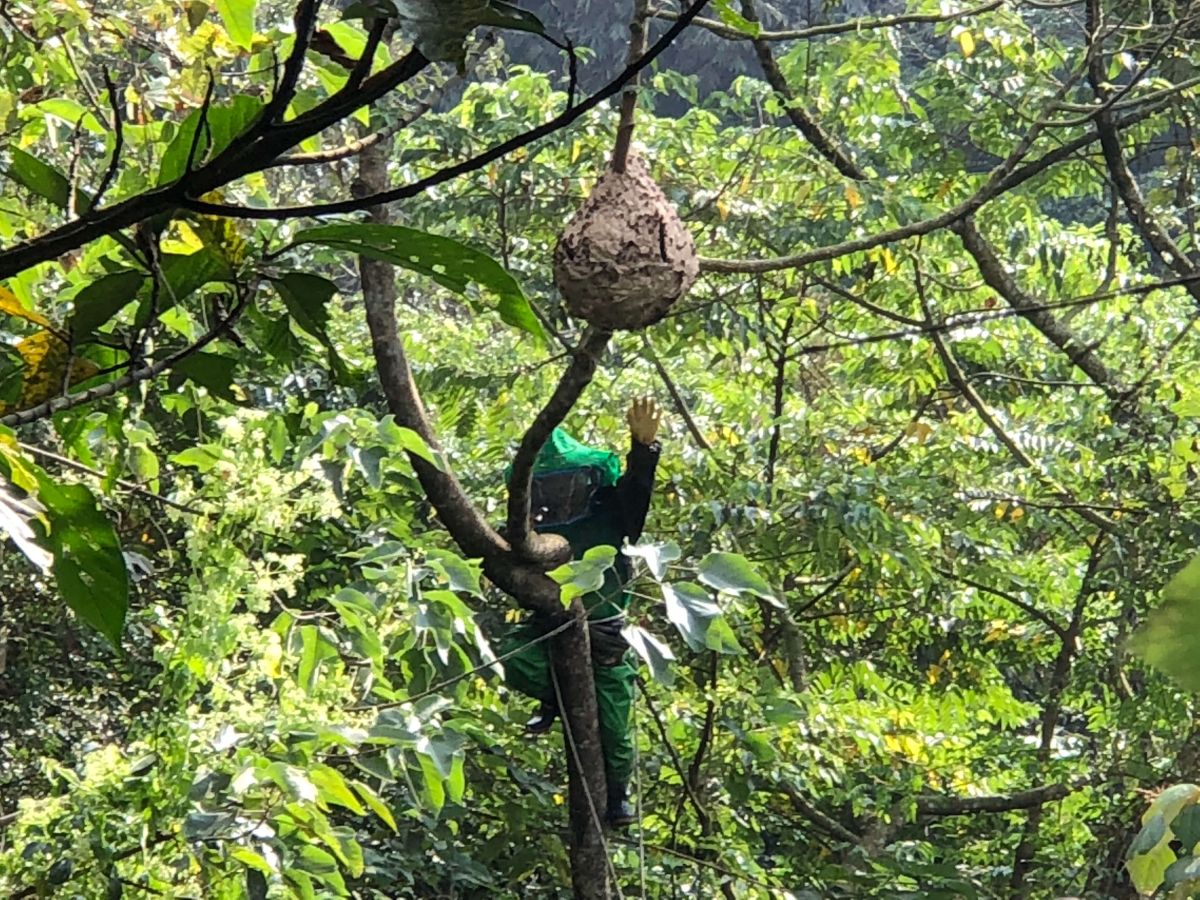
[1,0,1199,897]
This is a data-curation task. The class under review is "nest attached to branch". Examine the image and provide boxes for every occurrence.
[553,154,698,331]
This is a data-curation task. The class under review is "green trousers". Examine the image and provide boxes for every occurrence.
[500,620,636,787]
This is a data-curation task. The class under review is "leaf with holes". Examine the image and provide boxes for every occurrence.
[291,223,544,341]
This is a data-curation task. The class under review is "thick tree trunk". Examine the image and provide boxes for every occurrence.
[553,611,612,900]
[357,109,612,899]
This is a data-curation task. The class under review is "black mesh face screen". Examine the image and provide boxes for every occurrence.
[530,467,602,527]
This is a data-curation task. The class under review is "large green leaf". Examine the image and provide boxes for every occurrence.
[697,551,783,607]
[36,479,129,647]
[291,223,545,341]
[169,352,239,402]
[387,0,545,63]
[69,271,147,338]
[272,272,351,381]
[662,581,722,651]
[215,0,257,49]
[547,545,616,606]
[622,624,675,685]
[1129,555,1200,692]
[5,147,71,208]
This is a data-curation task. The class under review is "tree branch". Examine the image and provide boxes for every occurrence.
[698,97,1172,275]
[182,0,714,219]
[953,217,1124,397]
[611,0,651,172]
[914,258,1115,532]
[505,327,612,559]
[651,1,1002,42]
[0,286,250,427]
[916,782,1076,816]
[261,0,321,124]
[741,0,866,180]
[0,49,431,281]
[90,69,124,211]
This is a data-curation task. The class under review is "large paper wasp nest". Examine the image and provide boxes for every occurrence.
[553,154,698,331]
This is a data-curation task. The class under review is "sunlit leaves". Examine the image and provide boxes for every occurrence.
[1127,784,1200,894]
[215,0,257,51]
[548,544,616,606]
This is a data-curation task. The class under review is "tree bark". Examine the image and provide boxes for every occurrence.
[357,107,612,898]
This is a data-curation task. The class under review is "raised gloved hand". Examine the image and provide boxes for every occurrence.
[627,396,661,446]
[589,616,629,667]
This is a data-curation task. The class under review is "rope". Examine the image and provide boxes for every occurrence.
[633,690,647,898]
[549,657,626,899]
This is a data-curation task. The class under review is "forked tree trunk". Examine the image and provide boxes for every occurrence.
[357,111,611,899]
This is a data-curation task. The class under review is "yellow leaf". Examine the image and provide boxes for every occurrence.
[1009,506,1025,522]
[716,196,729,222]
[957,30,976,57]
[880,247,899,275]
[851,446,871,465]
[844,183,862,210]
[570,141,581,163]
[906,421,933,444]
[994,502,1008,519]
[0,285,51,329]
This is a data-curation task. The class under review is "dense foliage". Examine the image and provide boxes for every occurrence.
[2,0,1200,897]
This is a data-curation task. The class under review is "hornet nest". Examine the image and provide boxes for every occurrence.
[552,154,698,331]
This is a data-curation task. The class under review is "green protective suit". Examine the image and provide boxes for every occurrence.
[500,427,660,788]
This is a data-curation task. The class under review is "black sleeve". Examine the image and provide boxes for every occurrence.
[615,438,660,543]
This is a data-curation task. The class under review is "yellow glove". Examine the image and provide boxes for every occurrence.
[627,396,661,446]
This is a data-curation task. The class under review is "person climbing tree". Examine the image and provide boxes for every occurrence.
[500,397,662,828]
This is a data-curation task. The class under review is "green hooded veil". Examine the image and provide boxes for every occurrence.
[506,427,621,487]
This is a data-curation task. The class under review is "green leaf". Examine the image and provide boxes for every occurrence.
[159,96,263,184]
[1129,555,1200,692]
[69,272,147,338]
[712,0,761,36]
[169,352,239,403]
[1163,855,1200,891]
[662,581,721,652]
[698,551,782,607]
[1127,785,1200,894]
[622,624,675,685]
[548,545,617,606]
[265,761,318,802]
[479,0,546,35]
[6,147,70,208]
[0,473,52,571]
[377,416,440,467]
[215,0,257,50]
[272,273,350,382]
[425,548,482,595]
[230,847,273,875]
[297,625,339,693]
[352,779,398,832]
[623,540,682,581]
[171,445,223,472]
[36,479,129,647]
[310,764,366,815]
[290,224,545,341]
